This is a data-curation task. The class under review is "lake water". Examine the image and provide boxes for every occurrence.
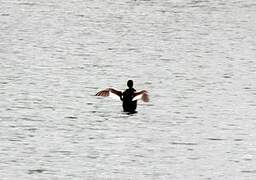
[0,0,256,179]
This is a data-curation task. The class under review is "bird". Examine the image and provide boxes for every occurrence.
[95,80,149,113]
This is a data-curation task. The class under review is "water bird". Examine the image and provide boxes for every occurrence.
[96,80,149,113]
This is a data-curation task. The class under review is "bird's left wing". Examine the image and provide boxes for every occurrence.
[96,88,122,100]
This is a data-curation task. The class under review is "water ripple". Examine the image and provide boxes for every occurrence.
[0,0,255,179]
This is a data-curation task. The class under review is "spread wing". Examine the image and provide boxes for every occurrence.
[95,88,122,100]
[132,90,149,102]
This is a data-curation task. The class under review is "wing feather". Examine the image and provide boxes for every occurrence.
[96,88,122,99]
[132,90,149,102]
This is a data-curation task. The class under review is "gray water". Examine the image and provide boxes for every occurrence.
[0,0,256,179]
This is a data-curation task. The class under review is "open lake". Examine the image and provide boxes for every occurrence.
[0,0,256,179]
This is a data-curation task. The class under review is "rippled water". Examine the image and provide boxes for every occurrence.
[0,0,256,179]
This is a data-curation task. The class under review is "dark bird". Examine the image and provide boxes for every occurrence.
[96,80,149,113]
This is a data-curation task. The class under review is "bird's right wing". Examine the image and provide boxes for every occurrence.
[132,90,149,102]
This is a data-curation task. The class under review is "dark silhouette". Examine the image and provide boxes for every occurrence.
[121,80,137,112]
[96,80,149,113]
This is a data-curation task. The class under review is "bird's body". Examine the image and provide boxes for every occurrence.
[122,88,137,113]
[95,80,149,113]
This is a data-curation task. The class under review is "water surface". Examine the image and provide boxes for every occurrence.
[0,0,256,179]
